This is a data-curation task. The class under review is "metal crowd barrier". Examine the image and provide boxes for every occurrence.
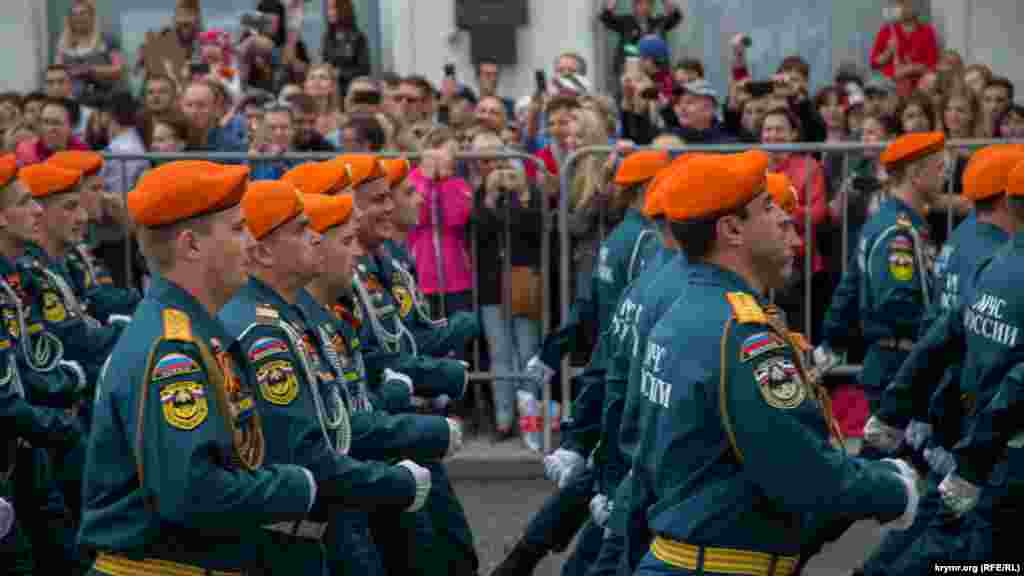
[557,139,1024,396]
[102,150,561,452]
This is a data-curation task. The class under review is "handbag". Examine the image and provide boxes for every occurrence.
[509,266,543,321]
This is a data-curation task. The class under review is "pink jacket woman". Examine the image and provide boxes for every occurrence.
[406,166,474,295]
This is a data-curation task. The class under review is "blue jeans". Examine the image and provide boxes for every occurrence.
[480,305,540,430]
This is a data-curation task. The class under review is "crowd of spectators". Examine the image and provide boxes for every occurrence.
[2,0,1022,439]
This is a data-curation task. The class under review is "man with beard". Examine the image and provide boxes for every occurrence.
[632,152,919,576]
[218,180,432,574]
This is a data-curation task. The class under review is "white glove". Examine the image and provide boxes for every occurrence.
[924,446,957,477]
[397,460,432,512]
[543,448,585,489]
[459,362,470,398]
[905,420,932,451]
[107,314,132,327]
[296,466,317,513]
[812,345,842,374]
[864,415,905,454]
[589,493,612,527]
[938,472,980,518]
[880,458,920,531]
[525,355,556,388]
[384,369,414,395]
[59,360,87,393]
[445,418,464,458]
[0,497,12,541]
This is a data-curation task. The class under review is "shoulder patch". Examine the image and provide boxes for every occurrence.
[248,336,289,362]
[888,251,915,282]
[160,380,209,430]
[740,332,785,362]
[726,292,767,324]
[162,309,193,342]
[152,352,201,382]
[896,214,913,229]
[754,357,805,410]
[257,359,299,406]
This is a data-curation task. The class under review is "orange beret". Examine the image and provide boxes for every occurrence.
[965,147,1024,201]
[642,153,708,218]
[302,193,355,234]
[19,163,81,199]
[880,131,945,169]
[382,158,412,187]
[0,154,16,188]
[332,154,384,189]
[613,150,670,186]
[242,180,305,241]
[282,161,351,196]
[47,150,104,178]
[663,155,749,222]
[767,173,797,214]
[728,149,770,200]
[128,161,249,228]
[1008,159,1024,197]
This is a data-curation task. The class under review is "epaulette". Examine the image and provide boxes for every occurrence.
[725,292,767,324]
[255,304,279,323]
[788,331,811,352]
[896,213,913,229]
[162,309,193,342]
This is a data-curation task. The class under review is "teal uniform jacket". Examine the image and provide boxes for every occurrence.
[636,262,907,555]
[64,244,141,322]
[295,289,451,463]
[878,213,1008,433]
[821,198,936,401]
[381,239,480,358]
[78,276,314,572]
[559,210,661,456]
[352,252,466,407]
[219,277,419,511]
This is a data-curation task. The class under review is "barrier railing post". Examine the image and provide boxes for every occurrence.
[802,156,813,342]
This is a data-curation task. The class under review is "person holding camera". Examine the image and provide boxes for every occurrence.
[599,0,682,91]
[55,0,124,102]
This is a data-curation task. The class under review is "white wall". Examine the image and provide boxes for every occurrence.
[933,0,1024,93]
[0,0,48,93]
[384,0,599,102]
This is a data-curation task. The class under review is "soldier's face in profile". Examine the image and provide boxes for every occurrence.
[0,182,42,244]
[273,215,323,281]
[324,218,361,291]
[355,178,394,248]
[205,205,250,301]
[742,191,800,291]
[78,174,105,222]
[40,194,88,248]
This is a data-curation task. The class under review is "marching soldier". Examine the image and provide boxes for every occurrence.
[0,155,85,574]
[861,148,1024,573]
[632,153,919,576]
[282,160,353,197]
[45,151,141,322]
[78,161,321,575]
[218,180,433,574]
[379,157,481,359]
[816,132,946,459]
[297,192,463,575]
[492,150,669,576]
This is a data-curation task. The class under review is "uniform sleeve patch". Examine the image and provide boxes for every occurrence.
[740,332,786,362]
[248,337,289,362]
[257,359,299,406]
[888,251,915,282]
[754,357,805,410]
[160,381,209,430]
[152,352,201,381]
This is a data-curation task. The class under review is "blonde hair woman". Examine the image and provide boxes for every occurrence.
[304,63,343,137]
[55,0,125,98]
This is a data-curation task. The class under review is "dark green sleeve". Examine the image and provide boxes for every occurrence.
[726,325,907,521]
[349,411,449,462]
[954,361,1024,485]
[0,345,79,451]
[412,311,480,359]
[382,355,466,400]
[820,262,861,350]
[877,309,965,428]
[139,340,316,529]
[560,338,608,456]
[86,285,141,321]
[239,326,417,511]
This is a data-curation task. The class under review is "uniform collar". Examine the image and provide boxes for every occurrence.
[883,196,928,228]
[688,260,767,303]
[245,275,310,329]
[148,275,229,342]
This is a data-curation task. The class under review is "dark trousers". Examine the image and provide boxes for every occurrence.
[522,468,595,552]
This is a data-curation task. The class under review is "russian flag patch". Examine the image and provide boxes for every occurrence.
[740,332,785,362]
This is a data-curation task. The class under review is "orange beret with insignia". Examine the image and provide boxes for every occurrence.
[128,161,249,228]
[0,154,16,188]
[1004,156,1024,197]
[303,193,355,234]
[642,153,708,218]
[19,163,81,199]
[663,155,750,222]
[767,173,797,214]
[381,158,412,187]
[47,150,104,178]
[282,161,351,196]
[243,180,305,240]
[880,131,945,169]
[963,146,1024,202]
[332,154,384,189]
[614,150,670,187]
